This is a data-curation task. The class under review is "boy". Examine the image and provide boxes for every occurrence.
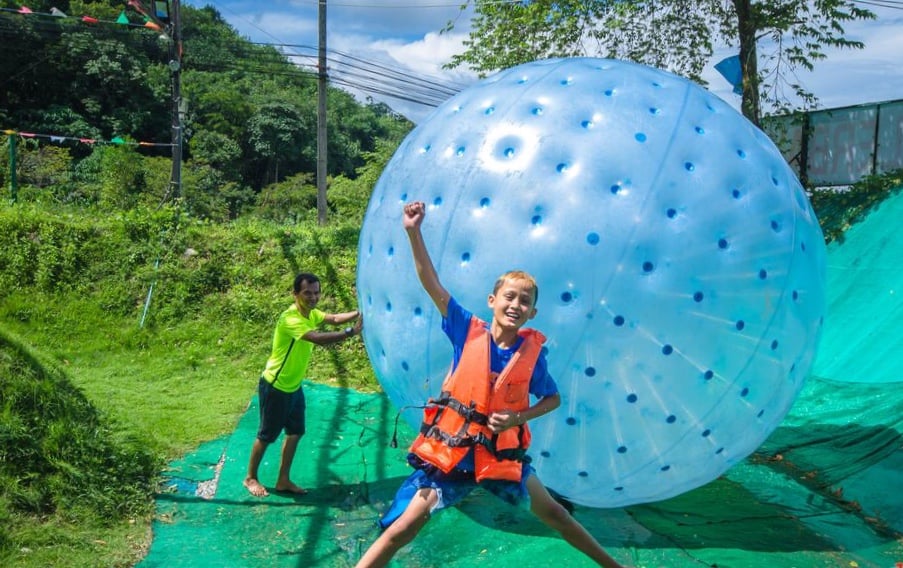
[243,272,362,497]
[354,202,624,567]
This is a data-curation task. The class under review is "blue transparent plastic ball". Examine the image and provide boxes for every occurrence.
[356,58,827,507]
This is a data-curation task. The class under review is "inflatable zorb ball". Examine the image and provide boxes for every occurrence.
[356,58,826,507]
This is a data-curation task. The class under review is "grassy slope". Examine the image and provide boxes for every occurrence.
[0,328,158,567]
[0,203,374,566]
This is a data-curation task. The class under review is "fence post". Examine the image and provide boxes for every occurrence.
[6,132,16,202]
[799,113,810,188]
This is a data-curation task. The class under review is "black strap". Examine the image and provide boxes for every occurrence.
[431,395,490,426]
[390,398,527,463]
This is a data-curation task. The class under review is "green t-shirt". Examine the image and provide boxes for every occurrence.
[261,304,325,393]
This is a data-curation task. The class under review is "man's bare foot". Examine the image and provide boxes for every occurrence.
[274,481,308,495]
[244,477,269,497]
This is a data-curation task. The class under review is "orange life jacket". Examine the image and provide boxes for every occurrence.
[409,316,546,482]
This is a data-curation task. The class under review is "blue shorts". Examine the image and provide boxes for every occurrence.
[378,454,534,529]
[257,377,306,443]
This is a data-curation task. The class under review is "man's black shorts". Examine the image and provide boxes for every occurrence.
[257,377,306,443]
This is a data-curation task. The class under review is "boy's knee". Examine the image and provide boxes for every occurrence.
[534,500,572,528]
[383,520,420,548]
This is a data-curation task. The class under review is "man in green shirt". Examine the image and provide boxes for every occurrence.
[244,272,362,497]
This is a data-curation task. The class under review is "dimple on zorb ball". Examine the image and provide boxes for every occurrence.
[356,58,827,507]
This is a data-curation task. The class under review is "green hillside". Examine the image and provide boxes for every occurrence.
[0,202,374,566]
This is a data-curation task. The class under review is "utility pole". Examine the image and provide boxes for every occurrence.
[168,0,183,199]
[316,0,328,225]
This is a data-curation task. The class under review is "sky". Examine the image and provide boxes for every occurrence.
[181,0,903,123]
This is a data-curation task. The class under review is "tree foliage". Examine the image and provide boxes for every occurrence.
[446,0,874,124]
[0,1,413,218]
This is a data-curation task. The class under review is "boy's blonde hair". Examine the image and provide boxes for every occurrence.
[493,270,539,304]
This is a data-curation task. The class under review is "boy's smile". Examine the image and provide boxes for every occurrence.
[488,278,537,330]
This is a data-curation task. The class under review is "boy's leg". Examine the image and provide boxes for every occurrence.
[525,475,625,568]
[355,487,439,568]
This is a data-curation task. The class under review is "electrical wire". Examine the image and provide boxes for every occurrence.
[182,0,466,107]
[852,0,903,10]
[182,38,465,108]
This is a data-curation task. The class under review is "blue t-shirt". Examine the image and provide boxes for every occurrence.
[442,296,558,399]
[441,297,558,471]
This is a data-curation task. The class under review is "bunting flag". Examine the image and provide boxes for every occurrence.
[0,5,165,31]
[1,128,173,148]
[715,55,744,96]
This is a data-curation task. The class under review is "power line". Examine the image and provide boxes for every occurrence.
[270,42,470,90]
[263,43,463,103]
[185,38,465,108]
[0,10,461,110]
[192,0,474,107]
[286,0,516,8]
[852,0,903,10]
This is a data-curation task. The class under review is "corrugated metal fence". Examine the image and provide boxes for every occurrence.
[764,98,903,187]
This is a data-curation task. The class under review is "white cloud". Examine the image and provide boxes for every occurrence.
[370,31,472,78]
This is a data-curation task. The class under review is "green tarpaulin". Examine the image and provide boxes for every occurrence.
[140,189,903,568]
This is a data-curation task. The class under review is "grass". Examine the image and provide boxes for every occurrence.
[0,327,159,568]
[2,516,151,568]
[0,203,375,566]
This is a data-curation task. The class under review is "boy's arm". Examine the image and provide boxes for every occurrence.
[488,393,561,433]
[403,201,450,317]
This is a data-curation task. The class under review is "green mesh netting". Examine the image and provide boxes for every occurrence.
[140,189,903,568]
[811,186,902,384]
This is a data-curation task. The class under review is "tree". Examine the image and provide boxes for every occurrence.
[446,0,874,125]
[246,101,314,188]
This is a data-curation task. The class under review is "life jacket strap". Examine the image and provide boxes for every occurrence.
[421,423,528,462]
[430,394,489,426]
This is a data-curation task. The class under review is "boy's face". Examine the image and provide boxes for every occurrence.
[488,278,537,330]
[294,280,321,311]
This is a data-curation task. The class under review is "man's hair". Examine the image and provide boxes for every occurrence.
[293,272,320,293]
[493,270,539,304]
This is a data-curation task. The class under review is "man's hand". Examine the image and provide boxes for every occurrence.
[403,201,426,231]
[350,314,363,336]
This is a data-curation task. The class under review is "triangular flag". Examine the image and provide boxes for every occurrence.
[50,136,65,143]
[18,6,33,13]
[117,10,129,24]
[50,7,67,17]
[111,137,125,144]
[144,20,162,31]
[715,55,743,95]
[82,15,98,24]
